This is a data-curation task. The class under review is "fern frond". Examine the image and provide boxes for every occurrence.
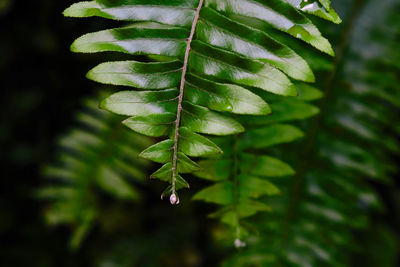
[64,0,339,201]
[187,0,338,245]
[37,94,153,249]
[193,82,322,245]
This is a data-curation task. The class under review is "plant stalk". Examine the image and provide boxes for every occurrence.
[171,0,204,193]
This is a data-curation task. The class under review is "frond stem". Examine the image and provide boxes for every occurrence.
[232,134,241,240]
[171,0,204,193]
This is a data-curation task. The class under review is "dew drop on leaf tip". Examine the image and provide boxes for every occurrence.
[170,193,179,205]
[234,238,246,248]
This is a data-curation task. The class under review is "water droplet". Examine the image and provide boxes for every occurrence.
[226,105,233,111]
[234,238,246,248]
[288,25,310,39]
[170,193,178,205]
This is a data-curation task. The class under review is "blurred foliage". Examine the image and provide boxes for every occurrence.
[0,0,399,266]
[192,81,322,245]
[223,0,400,266]
[37,94,153,249]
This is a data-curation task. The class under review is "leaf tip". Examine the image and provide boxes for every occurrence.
[62,3,82,18]
[288,84,299,97]
[307,72,316,83]
[62,7,73,17]
[70,37,83,53]
[137,152,145,159]
[63,2,97,18]
[98,98,108,111]
[262,104,272,115]
[85,68,94,81]
[236,123,245,134]
[288,167,296,176]
[334,17,343,24]
[326,45,335,56]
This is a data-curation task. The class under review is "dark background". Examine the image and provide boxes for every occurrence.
[0,1,225,265]
[1,0,399,266]
[0,0,102,265]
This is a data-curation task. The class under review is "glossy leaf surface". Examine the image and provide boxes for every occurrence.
[65,0,338,202]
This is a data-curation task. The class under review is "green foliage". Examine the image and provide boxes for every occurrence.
[222,1,400,266]
[2,0,399,265]
[37,94,153,249]
[64,0,339,202]
[193,82,322,243]
[34,1,400,265]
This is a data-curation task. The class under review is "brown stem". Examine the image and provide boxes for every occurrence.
[171,0,204,193]
[232,134,240,240]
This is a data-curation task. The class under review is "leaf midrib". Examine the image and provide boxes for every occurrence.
[171,0,204,193]
[98,4,196,11]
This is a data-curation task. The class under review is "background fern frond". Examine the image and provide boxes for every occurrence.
[37,93,153,249]
[189,0,339,245]
[193,81,323,245]
[223,0,400,265]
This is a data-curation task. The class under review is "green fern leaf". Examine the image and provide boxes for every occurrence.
[64,0,340,202]
[193,82,322,243]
